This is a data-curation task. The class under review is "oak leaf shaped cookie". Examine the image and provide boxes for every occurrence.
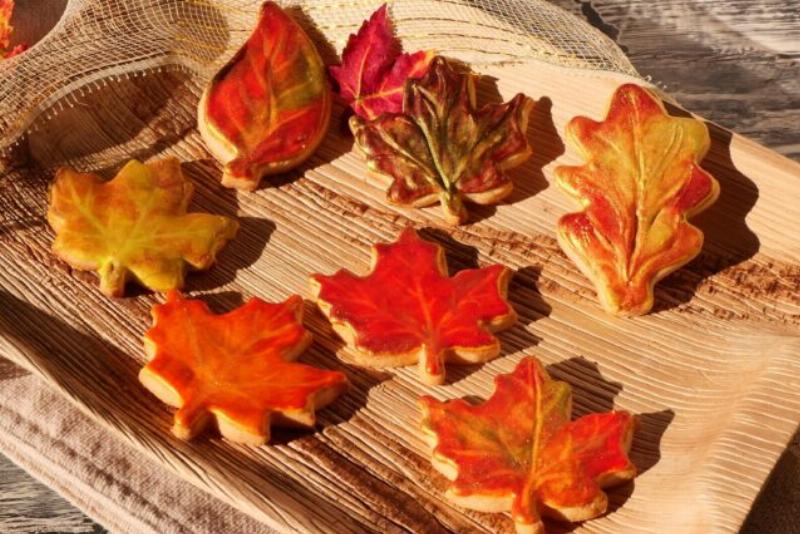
[310,228,516,385]
[350,56,534,225]
[555,84,719,315]
[47,158,238,297]
[198,1,332,190]
[420,357,636,534]
[329,4,433,119]
[139,291,349,445]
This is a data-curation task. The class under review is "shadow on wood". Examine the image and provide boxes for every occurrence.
[545,357,673,533]
[25,70,199,175]
[7,0,68,51]
[741,425,800,533]
[654,123,760,313]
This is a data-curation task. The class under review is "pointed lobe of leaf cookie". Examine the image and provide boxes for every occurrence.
[329,4,433,119]
[420,357,636,534]
[47,158,238,297]
[350,56,534,224]
[139,291,348,445]
[311,228,516,384]
[555,84,719,315]
[199,2,332,190]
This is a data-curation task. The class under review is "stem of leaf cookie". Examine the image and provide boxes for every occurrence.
[173,396,209,440]
[511,492,545,534]
[421,343,446,385]
[438,189,467,225]
[98,258,127,297]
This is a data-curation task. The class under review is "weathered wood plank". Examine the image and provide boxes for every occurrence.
[553,0,800,160]
[0,454,104,533]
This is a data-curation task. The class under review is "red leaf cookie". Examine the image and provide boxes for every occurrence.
[310,228,516,385]
[139,291,348,445]
[555,84,719,315]
[420,357,636,533]
[198,2,332,190]
[329,4,433,119]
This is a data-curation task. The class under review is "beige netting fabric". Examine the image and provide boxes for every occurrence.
[0,0,637,155]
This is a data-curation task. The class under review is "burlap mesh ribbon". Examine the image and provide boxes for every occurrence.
[0,1,638,530]
[0,0,637,154]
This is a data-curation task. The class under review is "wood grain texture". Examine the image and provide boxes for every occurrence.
[2,1,799,532]
[554,0,800,161]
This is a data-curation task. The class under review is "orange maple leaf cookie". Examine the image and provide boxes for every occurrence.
[139,291,348,445]
[420,357,636,534]
[198,1,332,190]
[555,84,719,316]
[310,228,516,385]
[47,158,238,297]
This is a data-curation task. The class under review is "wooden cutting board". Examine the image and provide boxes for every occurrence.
[1,10,799,534]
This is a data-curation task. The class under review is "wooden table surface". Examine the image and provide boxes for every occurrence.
[1,0,798,532]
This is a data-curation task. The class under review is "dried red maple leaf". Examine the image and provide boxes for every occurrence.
[329,4,433,119]
[310,228,516,385]
[555,84,719,315]
[350,56,534,225]
[47,158,238,297]
[198,1,332,191]
[420,357,636,533]
[139,291,349,445]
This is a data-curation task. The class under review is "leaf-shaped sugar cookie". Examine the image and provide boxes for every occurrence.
[555,84,719,315]
[310,228,516,385]
[47,158,238,297]
[420,357,636,534]
[350,56,534,225]
[139,291,349,445]
[329,4,433,119]
[198,1,332,190]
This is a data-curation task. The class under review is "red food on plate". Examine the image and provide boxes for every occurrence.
[420,356,636,533]
[555,84,719,315]
[139,291,349,445]
[198,1,332,190]
[310,228,516,385]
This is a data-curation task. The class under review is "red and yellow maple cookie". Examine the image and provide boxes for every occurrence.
[420,357,636,534]
[310,228,517,385]
[198,1,332,191]
[139,291,348,445]
[47,158,238,297]
[555,83,719,315]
